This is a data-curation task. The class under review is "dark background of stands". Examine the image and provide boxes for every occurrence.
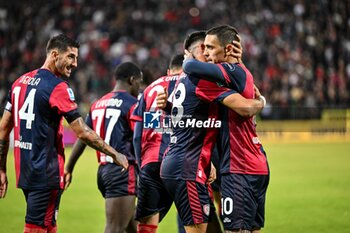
[0,0,349,119]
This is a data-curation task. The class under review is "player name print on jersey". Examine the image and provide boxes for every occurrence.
[19,75,41,86]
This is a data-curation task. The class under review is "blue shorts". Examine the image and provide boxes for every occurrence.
[220,173,269,231]
[97,163,137,198]
[162,178,215,226]
[136,162,173,222]
[22,189,63,227]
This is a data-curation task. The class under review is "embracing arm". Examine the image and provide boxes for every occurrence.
[222,92,265,118]
[183,59,227,84]
[68,117,128,170]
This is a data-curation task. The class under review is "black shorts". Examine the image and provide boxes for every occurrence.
[220,173,269,231]
[22,189,63,227]
[136,162,173,222]
[97,163,137,198]
[162,178,215,226]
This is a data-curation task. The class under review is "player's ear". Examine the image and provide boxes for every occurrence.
[225,44,234,57]
[200,43,205,51]
[129,76,134,85]
[50,49,59,60]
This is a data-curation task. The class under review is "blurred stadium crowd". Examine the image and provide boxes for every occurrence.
[0,0,349,119]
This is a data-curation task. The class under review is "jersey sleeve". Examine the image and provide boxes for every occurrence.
[130,94,145,122]
[50,82,78,113]
[217,63,247,92]
[128,103,138,131]
[183,59,247,92]
[49,82,79,121]
[195,79,237,103]
[5,90,12,112]
[84,112,93,128]
[183,59,227,85]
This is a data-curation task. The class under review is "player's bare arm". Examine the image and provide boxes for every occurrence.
[222,92,265,118]
[69,117,129,170]
[0,110,13,198]
[64,139,87,190]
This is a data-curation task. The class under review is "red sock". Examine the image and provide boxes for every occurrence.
[137,223,158,233]
[24,223,47,233]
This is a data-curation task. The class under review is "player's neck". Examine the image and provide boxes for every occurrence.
[113,82,130,93]
[227,56,239,64]
[41,59,60,76]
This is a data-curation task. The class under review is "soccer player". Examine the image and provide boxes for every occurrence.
[182,25,269,233]
[131,54,183,233]
[0,34,128,233]
[64,62,143,233]
[159,31,265,233]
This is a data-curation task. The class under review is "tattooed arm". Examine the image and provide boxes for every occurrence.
[68,117,128,170]
[0,110,13,198]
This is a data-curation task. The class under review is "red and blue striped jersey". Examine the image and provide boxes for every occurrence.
[183,60,269,175]
[131,73,181,168]
[85,91,137,164]
[160,74,235,184]
[5,69,79,189]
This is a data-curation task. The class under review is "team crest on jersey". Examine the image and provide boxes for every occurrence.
[67,88,75,101]
[203,204,210,216]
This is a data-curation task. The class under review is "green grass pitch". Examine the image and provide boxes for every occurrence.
[1,141,349,232]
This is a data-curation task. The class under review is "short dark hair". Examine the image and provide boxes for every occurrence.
[169,54,183,70]
[183,31,206,50]
[46,34,80,54]
[206,25,239,47]
[114,62,142,81]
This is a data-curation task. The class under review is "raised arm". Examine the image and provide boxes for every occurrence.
[68,117,128,170]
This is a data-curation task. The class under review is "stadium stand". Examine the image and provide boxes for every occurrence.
[0,0,349,119]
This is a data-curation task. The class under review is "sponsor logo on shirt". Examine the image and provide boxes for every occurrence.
[14,140,32,150]
[67,88,75,101]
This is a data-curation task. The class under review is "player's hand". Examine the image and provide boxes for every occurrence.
[64,170,72,190]
[0,170,8,198]
[184,49,194,61]
[254,85,266,107]
[254,85,261,99]
[207,163,217,185]
[232,35,243,61]
[113,152,129,171]
[156,87,168,109]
